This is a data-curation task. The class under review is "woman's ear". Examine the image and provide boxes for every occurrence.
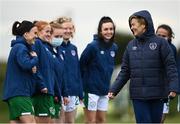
[142,24,146,29]
[23,32,28,38]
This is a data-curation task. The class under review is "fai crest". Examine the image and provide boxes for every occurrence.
[149,43,157,50]
[132,46,137,50]
[100,51,104,54]
[71,50,76,56]
[110,51,115,57]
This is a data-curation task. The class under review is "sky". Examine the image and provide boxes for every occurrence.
[0,0,180,61]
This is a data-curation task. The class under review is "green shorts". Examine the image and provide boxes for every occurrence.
[32,94,55,117]
[7,96,34,120]
[52,102,61,119]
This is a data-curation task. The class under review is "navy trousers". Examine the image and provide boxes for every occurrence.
[132,99,164,123]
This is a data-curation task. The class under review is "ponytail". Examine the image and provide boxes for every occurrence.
[12,21,21,36]
[12,20,34,36]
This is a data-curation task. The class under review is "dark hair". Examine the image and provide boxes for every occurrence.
[12,20,34,36]
[97,16,115,41]
[156,24,174,41]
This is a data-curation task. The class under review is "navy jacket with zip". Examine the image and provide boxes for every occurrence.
[58,41,83,99]
[80,35,118,95]
[110,10,179,99]
[55,49,69,98]
[3,36,38,101]
[32,38,57,96]
[44,43,68,100]
[168,41,177,61]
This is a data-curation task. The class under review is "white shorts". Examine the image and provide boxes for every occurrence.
[163,102,169,114]
[84,93,109,111]
[62,96,79,112]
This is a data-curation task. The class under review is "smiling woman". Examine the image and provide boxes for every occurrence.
[129,16,147,37]
[80,16,118,123]
[1,0,180,61]
[109,10,179,123]
[1,0,180,123]
[2,20,38,123]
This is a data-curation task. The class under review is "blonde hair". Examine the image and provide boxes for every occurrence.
[56,16,72,24]
[50,21,62,34]
[55,16,75,38]
[50,21,62,29]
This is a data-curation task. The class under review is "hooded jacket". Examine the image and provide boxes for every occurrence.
[110,10,179,99]
[44,43,68,99]
[58,41,83,99]
[32,38,57,96]
[80,35,118,95]
[168,41,177,60]
[3,36,38,101]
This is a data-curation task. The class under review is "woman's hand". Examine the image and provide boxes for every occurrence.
[30,51,37,57]
[168,91,176,99]
[108,92,115,99]
[32,66,37,73]
[63,97,70,105]
[41,88,48,94]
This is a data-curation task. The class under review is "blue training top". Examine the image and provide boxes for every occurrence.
[3,36,38,101]
[80,35,118,95]
[58,41,83,99]
[32,38,57,96]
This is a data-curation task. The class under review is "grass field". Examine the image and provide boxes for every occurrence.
[1,62,180,123]
[0,100,180,123]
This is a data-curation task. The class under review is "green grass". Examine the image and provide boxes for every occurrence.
[1,100,180,123]
[0,101,9,122]
[1,61,180,123]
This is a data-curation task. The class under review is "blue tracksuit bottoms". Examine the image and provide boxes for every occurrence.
[132,99,164,123]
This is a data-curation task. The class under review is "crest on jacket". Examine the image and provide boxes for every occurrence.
[149,43,157,50]
[71,50,76,56]
[132,46,137,50]
[110,51,115,57]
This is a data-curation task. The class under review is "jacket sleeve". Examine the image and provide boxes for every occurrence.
[78,63,84,100]
[75,48,83,100]
[80,44,95,93]
[177,57,180,93]
[54,53,69,97]
[80,44,95,76]
[16,45,38,70]
[110,47,130,96]
[54,75,62,100]
[33,71,47,91]
[31,40,47,92]
[172,44,177,61]
[61,67,69,97]
[160,40,179,93]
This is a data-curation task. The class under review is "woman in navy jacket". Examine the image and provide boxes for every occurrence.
[80,16,118,123]
[3,20,38,123]
[56,17,83,123]
[32,21,58,123]
[109,10,179,123]
[49,22,69,122]
[156,24,177,123]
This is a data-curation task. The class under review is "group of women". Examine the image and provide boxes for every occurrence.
[3,10,179,124]
[3,15,117,124]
